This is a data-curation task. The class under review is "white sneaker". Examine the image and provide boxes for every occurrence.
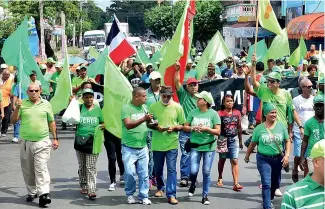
[139,198,151,205]
[108,182,116,191]
[2,134,6,137]
[275,188,283,197]
[12,137,19,143]
[127,196,136,204]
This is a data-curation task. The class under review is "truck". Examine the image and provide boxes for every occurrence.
[104,22,129,37]
[83,30,106,54]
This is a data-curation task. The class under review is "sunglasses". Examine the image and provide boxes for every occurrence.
[303,85,313,89]
[267,79,277,84]
[162,95,172,99]
[29,90,39,93]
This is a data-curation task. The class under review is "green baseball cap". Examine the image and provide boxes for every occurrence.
[195,91,214,105]
[82,88,94,96]
[46,57,56,64]
[272,66,281,73]
[39,64,47,70]
[313,94,324,104]
[55,62,63,68]
[317,78,325,84]
[268,72,282,81]
[310,139,325,159]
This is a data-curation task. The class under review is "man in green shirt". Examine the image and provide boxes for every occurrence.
[148,86,185,205]
[72,66,95,96]
[281,139,324,209]
[301,94,324,176]
[50,62,63,96]
[10,83,58,207]
[317,78,324,95]
[121,87,153,205]
[175,62,198,187]
[40,64,51,100]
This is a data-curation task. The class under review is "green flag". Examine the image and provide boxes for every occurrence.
[135,45,151,65]
[1,17,50,95]
[87,47,109,77]
[50,54,72,115]
[258,0,282,35]
[89,46,100,60]
[318,47,325,82]
[246,39,268,63]
[288,36,307,66]
[196,31,231,80]
[160,40,170,57]
[102,56,133,138]
[263,29,290,63]
[151,50,162,70]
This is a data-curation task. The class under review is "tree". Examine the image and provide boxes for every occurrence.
[144,1,224,42]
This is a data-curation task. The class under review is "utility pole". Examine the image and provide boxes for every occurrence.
[72,20,76,47]
[79,0,83,48]
[39,0,46,60]
[61,11,65,58]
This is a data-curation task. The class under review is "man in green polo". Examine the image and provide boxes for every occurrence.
[72,66,96,96]
[10,83,58,207]
[281,139,324,209]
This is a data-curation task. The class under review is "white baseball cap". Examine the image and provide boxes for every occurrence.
[187,59,193,64]
[149,71,162,80]
[0,64,8,69]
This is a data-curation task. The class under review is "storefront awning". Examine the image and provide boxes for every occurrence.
[287,13,324,40]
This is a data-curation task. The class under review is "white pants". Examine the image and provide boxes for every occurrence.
[20,138,51,196]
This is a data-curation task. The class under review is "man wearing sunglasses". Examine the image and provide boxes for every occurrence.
[292,79,315,183]
[10,83,58,207]
[148,85,185,205]
[175,62,199,187]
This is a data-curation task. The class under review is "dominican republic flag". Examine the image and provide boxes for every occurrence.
[106,15,136,65]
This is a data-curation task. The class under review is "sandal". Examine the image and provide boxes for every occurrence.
[88,193,97,200]
[217,179,223,187]
[233,183,244,191]
[80,189,88,194]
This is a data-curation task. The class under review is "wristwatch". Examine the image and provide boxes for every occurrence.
[299,126,304,129]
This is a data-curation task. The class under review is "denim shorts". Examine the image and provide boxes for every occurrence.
[219,136,239,159]
[293,131,302,157]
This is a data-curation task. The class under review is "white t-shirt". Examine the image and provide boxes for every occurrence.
[292,95,314,132]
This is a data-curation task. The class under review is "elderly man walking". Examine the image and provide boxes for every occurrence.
[11,83,58,207]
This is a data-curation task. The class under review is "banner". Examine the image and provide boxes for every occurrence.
[92,76,318,111]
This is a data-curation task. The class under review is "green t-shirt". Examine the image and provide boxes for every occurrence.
[177,85,197,118]
[72,76,90,95]
[254,85,293,127]
[149,100,186,151]
[76,104,104,137]
[252,122,289,156]
[281,174,324,209]
[121,103,148,148]
[50,72,61,93]
[187,108,221,151]
[304,117,324,157]
[145,87,160,108]
[184,69,198,83]
[19,99,54,141]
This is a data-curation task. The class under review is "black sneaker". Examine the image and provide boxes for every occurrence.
[202,197,210,205]
[179,178,188,187]
[26,194,37,202]
[188,185,196,197]
[39,193,51,207]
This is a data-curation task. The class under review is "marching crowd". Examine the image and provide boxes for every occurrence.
[0,43,324,209]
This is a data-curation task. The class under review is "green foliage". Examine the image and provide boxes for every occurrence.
[67,47,80,55]
[144,1,224,42]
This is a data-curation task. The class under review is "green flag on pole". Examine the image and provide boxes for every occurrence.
[1,17,50,95]
[87,47,109,77]
[196,31,231,80]
[102,56,133,138]
[258,0,282,35]
[263,29,290,64]
[288,36,307,66]
[151,50,162,70]
[247,39,268,63]
[88,46,100,60]
[160,40,170,57]
[50,51,72,115]
[135,45,151,65]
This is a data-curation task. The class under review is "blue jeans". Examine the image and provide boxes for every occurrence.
[179,131,190,180]
[190,149,215,197]
[14,120,20,138]
[146,131,154,179]
[248,111,257,126]
[122,145,149,200]
[153,149,178,198]
[256,153,283,209]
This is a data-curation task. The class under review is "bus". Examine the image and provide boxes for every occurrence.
[83,30,106,53]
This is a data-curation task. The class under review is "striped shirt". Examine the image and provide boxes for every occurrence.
[281,174,324,209]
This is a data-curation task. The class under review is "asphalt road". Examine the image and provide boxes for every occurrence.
[0,122,302,209]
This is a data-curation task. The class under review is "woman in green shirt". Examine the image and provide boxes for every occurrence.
[74,88,105,200]
[245,102,290,209]
[183,91,221,205]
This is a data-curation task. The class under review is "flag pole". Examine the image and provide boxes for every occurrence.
[19,42,22,100]
[254,0,259,55]
[65,44,73,96]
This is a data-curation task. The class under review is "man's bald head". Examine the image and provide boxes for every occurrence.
[132,87,145,97]
[2,69,11,81]
[28,83,41,91]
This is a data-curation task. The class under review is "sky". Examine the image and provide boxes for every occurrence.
[94,0,112,11]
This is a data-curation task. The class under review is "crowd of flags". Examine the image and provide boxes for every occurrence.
[0,0,322,138]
